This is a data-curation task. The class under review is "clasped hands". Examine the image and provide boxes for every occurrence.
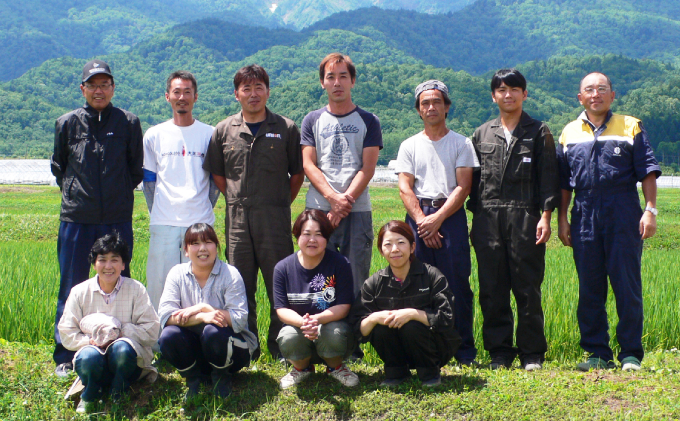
[327,193,355,228]
[415,214,444,249]
[300,313,321,340]
[172,303,229,327]
[372,309,416,329]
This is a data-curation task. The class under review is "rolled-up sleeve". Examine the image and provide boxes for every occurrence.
[158,266,183,328]
[223,266,250,334]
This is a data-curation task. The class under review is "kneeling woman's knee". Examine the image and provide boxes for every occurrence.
[108,341,137,368]
[277,325,312,361]
[398,320,429,338]
[316,321,354,359]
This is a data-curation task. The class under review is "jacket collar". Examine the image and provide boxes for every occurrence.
[376,258,426,287]
[231,107,275,129]
[489,111,531,144]
[578,109,613,131]
[83,102,113,119]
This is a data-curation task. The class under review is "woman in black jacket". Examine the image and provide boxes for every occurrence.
[353,220,461,387]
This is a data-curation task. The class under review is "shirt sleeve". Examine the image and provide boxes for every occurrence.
[222,265,250,335]
[202,126,226,177]
[349,274,379,342]
[128,116,145,188]
[393,138,414,175]
[424,265,455,332]
[300,111,317,147]
[287,121,304,175]
[142,129,158,173]
[334,254,355,306]
[50,116,69,189]
[361,112,383,149]
[57,287,90,351]
[157,266,183,328]
[456,136,480,168]
[633,122,662,181]
[120,283,160,348]
[536,123,560,211]
[556,131,573,191]
[273,258,290,310]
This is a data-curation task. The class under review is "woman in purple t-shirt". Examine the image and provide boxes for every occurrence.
[273,209,359,389]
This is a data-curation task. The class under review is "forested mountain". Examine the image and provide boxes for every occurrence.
[0,0,470,80]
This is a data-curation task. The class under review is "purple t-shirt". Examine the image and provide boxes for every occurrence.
[273,249,354,315]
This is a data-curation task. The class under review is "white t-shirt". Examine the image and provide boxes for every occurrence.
[394,130,479,199]
[143,119,215,226]
[503,127,513,149]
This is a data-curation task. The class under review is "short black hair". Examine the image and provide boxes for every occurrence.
[166,70,197,93]
[234,64,270,90]
[88,231,130,265]
[490,68,527,92]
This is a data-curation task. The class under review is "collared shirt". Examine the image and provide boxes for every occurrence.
[557,110,661,193]
[93,276,125,305]
[157,259,258,353]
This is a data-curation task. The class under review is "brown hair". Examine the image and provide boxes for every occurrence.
[319,53,356,82]
[292,209,334,241]
[183,223,221,253]
[377,220,415,260]
[233,64,270,90]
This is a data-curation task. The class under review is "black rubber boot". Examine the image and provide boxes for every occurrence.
[180,364,204,401]
[211,368,232,399]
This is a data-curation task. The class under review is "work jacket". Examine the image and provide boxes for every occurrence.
[50,103,144,224]
[467,112,560,213]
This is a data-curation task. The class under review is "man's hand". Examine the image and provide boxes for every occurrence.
[327,211,343,228]
[328,193,354,218]
[416,214,444,249]
[300,313,320,340]
[536,213,552,245]
[557,217,572,247]
[640,211,657,239]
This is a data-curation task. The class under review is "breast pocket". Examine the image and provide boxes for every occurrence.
[512,143,534,180]
[222,140,247,178]
[258,137,287,174]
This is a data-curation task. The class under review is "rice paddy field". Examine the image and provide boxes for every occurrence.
[1,184,679,363]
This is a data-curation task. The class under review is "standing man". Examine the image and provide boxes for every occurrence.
[143,70,218,311]
[50,59,144,376]
[301,52,382,299]
[395,80,479,365]
[557,72,660,372]
[467,69,560,371]
[203,65,304,360]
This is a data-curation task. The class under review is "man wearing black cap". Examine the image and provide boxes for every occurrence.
[50,59,144,376]
[394,80,480,366]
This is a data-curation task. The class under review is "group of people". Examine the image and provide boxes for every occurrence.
[49,53,660,413]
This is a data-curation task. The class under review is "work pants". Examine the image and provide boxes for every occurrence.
[75,341,141,402]
[54,221,133,365]
[370,322,441,381]
[226,204,292,358]
[571,189,644,363]
[406,206,476,362]
[471,207,547,362]
[276,321,355,364]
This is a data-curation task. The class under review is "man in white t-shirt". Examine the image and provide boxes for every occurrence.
[143,70,219,310]
[394,80,480,366]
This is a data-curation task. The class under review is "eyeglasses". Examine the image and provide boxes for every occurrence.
[83,82,113,91]
[582,85,610,95]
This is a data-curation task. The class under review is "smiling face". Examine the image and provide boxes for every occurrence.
[492,82,527,114]
[380,230,415,273]
[166,78,197,116]
[93,252,125,288]
[297,219,328,260]
[417,89,450,127]
[81,74,115,111]
[578,73,615,120]
[234,78,269,119]
[321,61,355,105]
[185,237,217,270]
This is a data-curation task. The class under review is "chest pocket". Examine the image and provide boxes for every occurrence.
[479,142,500,176]
[511,142,533,180]
[222,137,248,179]
[256,136,287,174]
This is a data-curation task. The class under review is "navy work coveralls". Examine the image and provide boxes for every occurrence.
[557,111,660,363]
[468,112,560,363]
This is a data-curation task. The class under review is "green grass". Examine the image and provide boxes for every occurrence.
[1,185,680,419]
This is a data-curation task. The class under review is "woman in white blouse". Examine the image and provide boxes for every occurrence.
[157,223,257,400]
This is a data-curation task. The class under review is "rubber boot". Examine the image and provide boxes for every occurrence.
[179,363,204,401]
[211,367,232,399]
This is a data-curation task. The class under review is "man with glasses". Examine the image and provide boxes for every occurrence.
[50,59,143,376]
[142,71,218,311]
[557,72,660,372]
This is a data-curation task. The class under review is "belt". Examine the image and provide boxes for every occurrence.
[419,198,447,208]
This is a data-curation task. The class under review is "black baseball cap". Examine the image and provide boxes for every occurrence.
[82,60,113,83]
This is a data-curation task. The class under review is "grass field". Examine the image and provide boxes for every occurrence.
[1,185,679,420]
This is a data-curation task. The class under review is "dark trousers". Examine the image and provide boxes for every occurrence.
[54,221,133,365]
[74,341,141,402]
[226,205,292,358]
[370,322,441,381]
[159,324,250,374]
[406,206,476,362]
[471,207,547,361]
[571,190,644,363]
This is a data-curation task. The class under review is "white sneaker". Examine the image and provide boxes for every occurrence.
[280,366,313,389]
[524,362,542,371]
[327,364,359,387]
[76,399,93,414]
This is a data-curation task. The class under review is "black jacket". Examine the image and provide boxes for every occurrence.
[50,103,144,224]
[351,259,462,362]
[467,112,560,213]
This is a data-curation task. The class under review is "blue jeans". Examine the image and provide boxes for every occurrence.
[74,341,141,402]
[54,221,134,365]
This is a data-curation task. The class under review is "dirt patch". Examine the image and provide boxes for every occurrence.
[0,186,45,193]
[600,395,647,413]
[582,372,642,383]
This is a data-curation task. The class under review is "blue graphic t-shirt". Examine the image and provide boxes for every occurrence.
[273,249,354,316]
[301,106,383,212]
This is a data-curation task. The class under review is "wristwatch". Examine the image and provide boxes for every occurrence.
[644,206,658,216]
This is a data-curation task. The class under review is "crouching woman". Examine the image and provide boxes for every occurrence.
[352,220,461,387]
[58,232,160,414]
[274,209,359,389]
[157,223,257,399]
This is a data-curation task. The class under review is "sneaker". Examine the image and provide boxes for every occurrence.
[379,375,410,388]
[75,399,94,414]
[421,374,441,388]
[55,362,73,378]
[327,364,359,387]
[577,357,616,371]
[523,358,543,371]
[621,356,641,371]
[458,360,480,368]
[280,365,313,389]
[489,355,513,370]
